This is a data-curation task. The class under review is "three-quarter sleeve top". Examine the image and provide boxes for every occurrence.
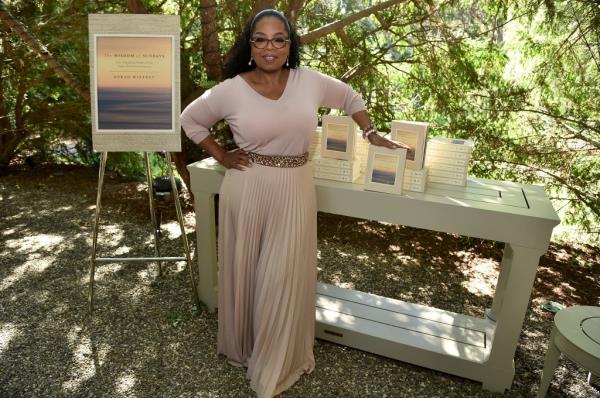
[180,67,366,156]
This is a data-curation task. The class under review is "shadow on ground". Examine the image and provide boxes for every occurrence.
[0,165,598,397]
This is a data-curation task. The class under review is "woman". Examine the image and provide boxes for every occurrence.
[181,9,407,398]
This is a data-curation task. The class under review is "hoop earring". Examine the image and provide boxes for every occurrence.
[248,56,253,66]
[286,56,289,67]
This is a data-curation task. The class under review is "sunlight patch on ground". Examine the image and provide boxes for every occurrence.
[335,250,351,257]
[114,245,132,256]
[0,248,58,291]
[0,323,21,355]
[329,274,355,289]
[5,233,64,253]
[394,254,413,264]
[83,263,123,284]
[459,258,497,297]
[115,369,137,396]
[62,327,96,393]
[127,283,152,302]
[160,221,182,239]
[136,267,155,282]
[98,224,125,247]
[2,228,16,236]
[385,273,400,282]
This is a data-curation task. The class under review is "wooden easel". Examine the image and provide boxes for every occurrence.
[88,151,200,313]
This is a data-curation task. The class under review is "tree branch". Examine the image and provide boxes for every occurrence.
[300,0,407,44]
[0,3,90,101]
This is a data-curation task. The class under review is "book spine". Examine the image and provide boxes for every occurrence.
[424,155,470,166]
[315,172,358,182]
[403,184,426,192]
[315,165,357,176]
[404,168,428,178]
[313,157,355,169]
[427,142,473,153]
[425,149,471,160]
[403,176,426,184]
[423,162,466,173]
[428,175,466,186]
[428,168,467,180]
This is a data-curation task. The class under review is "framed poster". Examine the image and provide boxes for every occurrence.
[391,120,428,169]
[321,115,357,161]
[364,145,407,194]
[89,14,181,152]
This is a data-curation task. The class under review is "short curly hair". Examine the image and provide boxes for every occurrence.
[223,9,301,79]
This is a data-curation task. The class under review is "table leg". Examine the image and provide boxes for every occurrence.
[537,327,560,398]
[487,244,513,322]
[193,191,219,312]
[482,243,546,392]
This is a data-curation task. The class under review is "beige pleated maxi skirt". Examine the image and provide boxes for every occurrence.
[217,161,317,398]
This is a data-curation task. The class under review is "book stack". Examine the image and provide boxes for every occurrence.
[309,127,322,161]
[355,133,370,174]
[313,156,361,182]
[424,137,474,186]
[403,167,428,192]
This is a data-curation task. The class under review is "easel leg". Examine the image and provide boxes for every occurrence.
[144,152,162,276]
[89,151,108,314]
[165,152,201,307]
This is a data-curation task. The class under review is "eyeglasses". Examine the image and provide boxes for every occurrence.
[250,37,291,49]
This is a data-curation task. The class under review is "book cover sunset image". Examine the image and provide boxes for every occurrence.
[394,130,417,161]
[371,153,398,185]
[96,35,173,130]
[326,123,349,152]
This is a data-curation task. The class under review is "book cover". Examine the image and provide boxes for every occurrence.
[391,120,429,170]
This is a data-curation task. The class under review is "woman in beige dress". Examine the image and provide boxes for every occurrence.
[181,9,407,398]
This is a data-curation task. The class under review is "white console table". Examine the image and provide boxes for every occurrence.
[187,158,560,393]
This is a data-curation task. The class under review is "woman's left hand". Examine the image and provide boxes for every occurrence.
[367,133,411,150]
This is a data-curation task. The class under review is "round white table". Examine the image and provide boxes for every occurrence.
[538,305,600,397]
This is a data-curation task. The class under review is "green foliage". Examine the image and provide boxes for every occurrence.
[2,0,598,241]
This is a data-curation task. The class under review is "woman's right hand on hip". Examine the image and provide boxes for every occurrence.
[221,149,252,170]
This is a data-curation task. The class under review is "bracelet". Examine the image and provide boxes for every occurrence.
[362,124,378,140]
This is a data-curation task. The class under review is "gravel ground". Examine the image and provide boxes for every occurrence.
[1,165,599,398]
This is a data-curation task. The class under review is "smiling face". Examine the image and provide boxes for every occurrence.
[250,16,290,73]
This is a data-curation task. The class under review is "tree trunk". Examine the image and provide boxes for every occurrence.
[0,32,29,172]
[200,0,222,81]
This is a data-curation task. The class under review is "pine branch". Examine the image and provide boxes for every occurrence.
[300,0,407,44]
[0,2,90,101]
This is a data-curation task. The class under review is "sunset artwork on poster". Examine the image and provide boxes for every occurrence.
[321,115,357,161]
[88,14,181,152]
[95,35,173,131]
[364,145,407,194]
[391,120,429,169]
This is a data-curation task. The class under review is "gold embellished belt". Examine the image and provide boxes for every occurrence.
[248,151,308,168]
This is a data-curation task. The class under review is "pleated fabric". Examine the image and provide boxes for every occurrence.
[217,162,317,398]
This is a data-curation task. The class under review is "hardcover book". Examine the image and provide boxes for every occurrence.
[313,156,356,169]
[427,137,475,153]
[428,175,467,186]
[424,157,470,167]
[404,167,428,178]
[314,171,361,183]
[391,120,429,170]
[425,149,471,160]
[422,161,467,173]
[364,145,407,194]
[321,115,357,161]
[428,169,467,180]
